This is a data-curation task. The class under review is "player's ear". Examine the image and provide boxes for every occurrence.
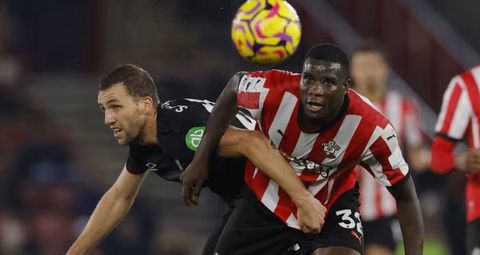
[343,78,352,92]
[140,96,155,113]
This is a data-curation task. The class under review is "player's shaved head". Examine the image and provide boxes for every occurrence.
[100,64,160,107]
[304,44,350,77]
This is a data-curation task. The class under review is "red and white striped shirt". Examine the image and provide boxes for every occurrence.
[434,66,480,222]
[237,70,409,229]
[356,91,424,221]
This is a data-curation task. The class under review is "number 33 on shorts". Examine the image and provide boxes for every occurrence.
[336,209,363,238]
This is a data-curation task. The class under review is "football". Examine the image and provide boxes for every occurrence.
[231,0,302,65]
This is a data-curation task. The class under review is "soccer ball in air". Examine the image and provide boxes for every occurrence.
[231,0,301,65]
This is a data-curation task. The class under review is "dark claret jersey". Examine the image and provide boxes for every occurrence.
[126,98,255,202]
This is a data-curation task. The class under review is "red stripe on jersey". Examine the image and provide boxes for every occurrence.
[243,160,271,200]
[466,121,475,148]
[274,188,296,221]
[237,91,260,109]
[439,83,462,135]
[370,137,404,185]
[462,72,480,118]
[315,171,356,210]
[430,136,456,174]
[338,118,376,171]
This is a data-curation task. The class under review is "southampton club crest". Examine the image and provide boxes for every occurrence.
[321,140,341,159]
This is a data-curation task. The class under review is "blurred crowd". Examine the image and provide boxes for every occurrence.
[0,0,477,255]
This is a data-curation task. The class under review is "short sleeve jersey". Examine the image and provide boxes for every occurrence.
[236,70,409,229]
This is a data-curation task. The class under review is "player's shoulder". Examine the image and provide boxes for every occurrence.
[161,98,211,112]
[159,98,212,124]
[243,69,301,88]
[347,89,390,128]
[451,65,480,89]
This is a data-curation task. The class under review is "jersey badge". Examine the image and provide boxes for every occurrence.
[321,140,341,159]
[185,126,205,151]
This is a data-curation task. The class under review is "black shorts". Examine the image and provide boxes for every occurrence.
[202,206,233,255]
[296,186,364,254]
[467,218,480,254]
[363,216,397,252]
[213,185,363,255]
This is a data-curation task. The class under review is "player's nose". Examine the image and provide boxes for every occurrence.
[308,82,325,96]
[104,112,115,125]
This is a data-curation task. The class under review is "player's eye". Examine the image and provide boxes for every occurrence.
[303,75,313,83]
[322,78,337,86]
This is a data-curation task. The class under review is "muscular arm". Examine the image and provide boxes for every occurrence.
[66,168,149,255]
[388,176,424,255]
[217,128,326,233]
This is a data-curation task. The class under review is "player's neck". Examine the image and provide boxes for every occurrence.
[139,112,158,145]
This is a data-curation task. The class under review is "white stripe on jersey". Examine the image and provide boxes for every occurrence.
[268,92,298,147]
[260,92,298,207]
[261,181,280,212]
[434,78,473,140]
[450,80,473,140]
[361,124,409,186]
[364,148,391,186]
[385,92,402,132]
[291,132,319,159]
[286,213,300,229]
[435,77,460,132]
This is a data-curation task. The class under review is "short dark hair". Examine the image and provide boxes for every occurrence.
[304,43,350,73]
[352,39,390,64]
[99,64,160,107]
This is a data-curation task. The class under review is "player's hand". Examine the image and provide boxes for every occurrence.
[294,194,326,234]
[455,149,480,173]
[180,159,209,207]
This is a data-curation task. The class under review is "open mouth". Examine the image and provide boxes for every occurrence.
[306,101,324,112]
[113,128,122,138]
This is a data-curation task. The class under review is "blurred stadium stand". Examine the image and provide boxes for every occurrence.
[1,0,479,254]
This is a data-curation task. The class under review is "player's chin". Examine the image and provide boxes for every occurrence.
[116,137,129,145]
[304,108,327,120]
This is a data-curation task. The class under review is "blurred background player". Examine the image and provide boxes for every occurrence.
[430,66,480,255]
[351,40,429,255]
